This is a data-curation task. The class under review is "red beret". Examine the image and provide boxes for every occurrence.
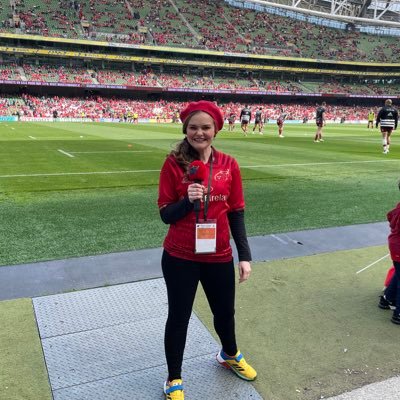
[180,101,224,132]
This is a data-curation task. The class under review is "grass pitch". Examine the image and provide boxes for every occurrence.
[0,298,52,400]
[194,245,399,400]
[1,122,399,266]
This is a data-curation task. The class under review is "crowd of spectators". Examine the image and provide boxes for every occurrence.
[1,0,400,63]
[1,63,399,96]
[0,93,383,123]
[23,65,94,84]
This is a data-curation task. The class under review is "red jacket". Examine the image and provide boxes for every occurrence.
[158,149,245,263]
[387,202,400,262]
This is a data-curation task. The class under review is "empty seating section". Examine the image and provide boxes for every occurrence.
[127,0,197,47]
[80,0,137,35]
[173,0,247,52]
[0,2,11,31]
[14,0,80,37]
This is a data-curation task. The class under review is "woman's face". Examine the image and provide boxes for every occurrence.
[185,111,216,154]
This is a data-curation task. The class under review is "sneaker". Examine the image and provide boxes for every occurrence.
[378,295,396,310]
[391,313,400,325]
[383,149,389,154]
[314,139,319,142]
[216,350,257,381]
[164,379,184,400]
[279,135,284,138]
[319,138,324,142]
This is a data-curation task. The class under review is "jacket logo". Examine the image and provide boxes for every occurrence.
[215,170,230,181]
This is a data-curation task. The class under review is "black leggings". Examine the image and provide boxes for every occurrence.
[162,250,237,380]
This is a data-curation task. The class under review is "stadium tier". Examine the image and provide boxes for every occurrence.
[0,0,400,62]
[0,0,399,120]
[0,62,399,97]
[0,93,381,122]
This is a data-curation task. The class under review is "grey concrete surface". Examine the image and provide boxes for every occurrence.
[327,376,400,400]
[2,221,398,399]
[0,222,388,301]
[33,279,262,400]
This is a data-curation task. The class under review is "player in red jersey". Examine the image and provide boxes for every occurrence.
[158,101,257,400]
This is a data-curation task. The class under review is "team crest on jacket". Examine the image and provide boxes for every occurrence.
[215,169,230,181]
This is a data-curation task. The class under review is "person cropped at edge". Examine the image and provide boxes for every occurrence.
[379,181,400,325]
[158,100,257,400]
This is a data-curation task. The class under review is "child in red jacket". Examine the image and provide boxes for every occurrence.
[379,197,400,324]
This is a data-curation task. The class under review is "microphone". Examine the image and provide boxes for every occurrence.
[187,160,207,214]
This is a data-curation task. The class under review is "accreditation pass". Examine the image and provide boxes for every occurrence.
[195,220,217,254]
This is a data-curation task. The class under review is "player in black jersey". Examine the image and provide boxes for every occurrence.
[314,102,326,142]
[376,99,398,154]
[252,108,263,134]
[227,112,236,132]
[276,111,287,138]
[240,105,251,136]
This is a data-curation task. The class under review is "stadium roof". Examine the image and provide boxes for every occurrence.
[245,0,400,25]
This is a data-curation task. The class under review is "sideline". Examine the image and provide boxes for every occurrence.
[0,221,388,301]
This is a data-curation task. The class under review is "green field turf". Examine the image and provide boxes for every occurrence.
[0,298,52,400]
[1,122,399,266]
[194,246,399,400]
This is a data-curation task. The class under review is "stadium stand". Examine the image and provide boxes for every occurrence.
[1,0,400,62]
[1,61,399,98]
[0,0,398,128]
[0,0,400,62]
[0,93,381,123]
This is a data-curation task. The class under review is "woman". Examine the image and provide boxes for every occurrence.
[158,100,257,400]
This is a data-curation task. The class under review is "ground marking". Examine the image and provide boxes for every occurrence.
[57,149,75,158]
[29,136,36,139]
[356,253,390,274]
[0,169,160,178]
[1,159,399,179]
[71,150,152,154]
[271,234,288,244]
[242,159,400,169]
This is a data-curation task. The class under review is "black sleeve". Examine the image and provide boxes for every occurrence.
[376,109,382,127]
[160,196,194,224]
[228,210,252,262]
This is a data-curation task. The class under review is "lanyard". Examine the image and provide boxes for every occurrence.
[202,151,213,221]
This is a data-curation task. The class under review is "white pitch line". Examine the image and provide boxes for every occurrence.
[1,159,399,179]
[0,169,160,178]
[28,136,36,139]
[57,149,75,158]
[242,159,400,169]
[271,234,288,244]
[71,150,152,154]
[356,253,390,274]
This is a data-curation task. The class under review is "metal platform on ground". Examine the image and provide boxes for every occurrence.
[33,279,262,400]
